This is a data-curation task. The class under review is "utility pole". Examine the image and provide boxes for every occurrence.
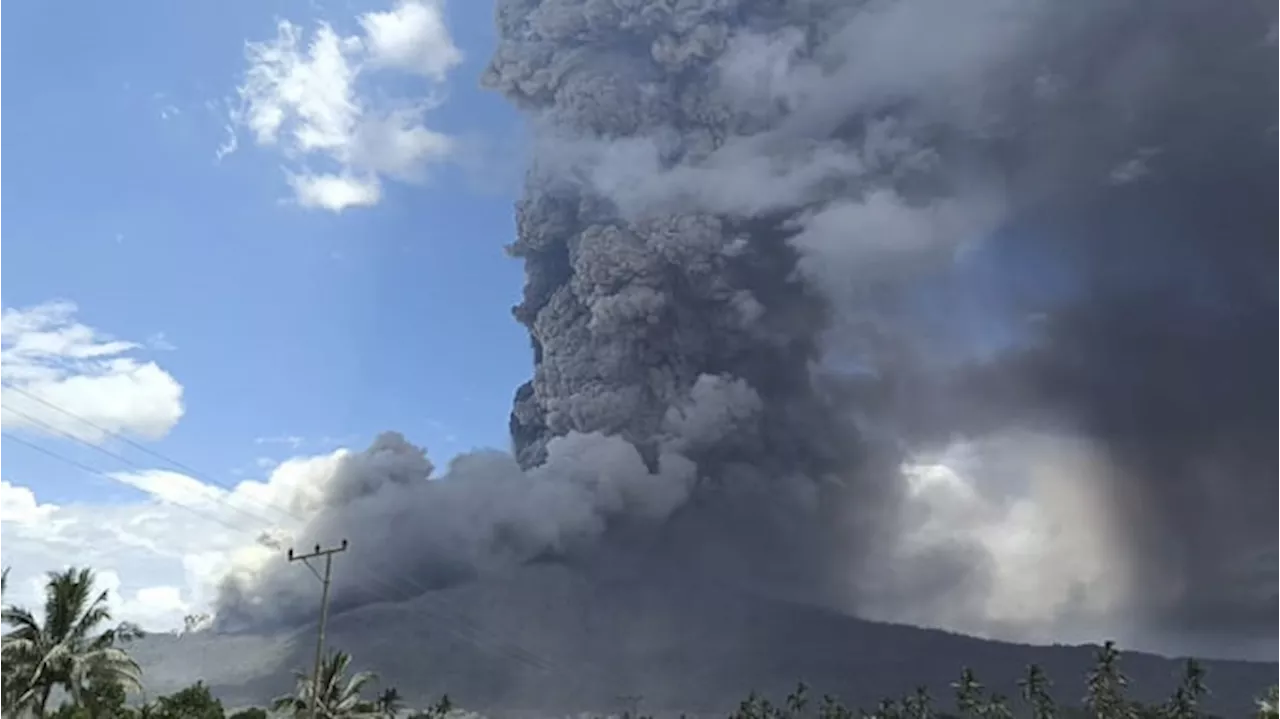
[617,694,643,719]
[289,539,349,719]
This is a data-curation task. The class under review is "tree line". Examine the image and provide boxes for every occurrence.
[0,567,448,719]
[2,566,1276,718]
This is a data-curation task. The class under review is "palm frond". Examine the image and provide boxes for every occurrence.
[2,565,144,717]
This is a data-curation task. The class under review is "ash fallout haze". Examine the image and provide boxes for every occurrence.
[215,0,1278,661]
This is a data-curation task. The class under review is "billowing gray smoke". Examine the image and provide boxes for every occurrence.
[217,0,1277,658]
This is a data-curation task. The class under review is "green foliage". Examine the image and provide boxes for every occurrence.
[46,706,91,719]
[3,565,36,719]
[902,687,934,719]
[408,695,456,719]
[951,668,984,719]
[819,693,855,719]
[710,643,1259,719]
[1257,685,1279,719]
[1162,659,1207,719]
[1018,664,1056,719]
[1,567,144,719]
[374,686,404,717]
[151,680,225,719]
[271,650,379,718]
[77,679,131,718]
[48,681,131,719]
[1085,640,1136,719]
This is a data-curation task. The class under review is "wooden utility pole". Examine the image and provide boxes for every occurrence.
[617,694,643,719]
[289,539,349,719]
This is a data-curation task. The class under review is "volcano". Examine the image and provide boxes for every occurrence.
[135,560,1276,717]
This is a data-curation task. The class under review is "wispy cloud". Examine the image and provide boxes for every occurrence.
[146,332,178,351]
[229,0,462,212]
[214,124,239,162]
[254,434,305,449]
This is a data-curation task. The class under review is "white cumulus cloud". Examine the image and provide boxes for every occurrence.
[359,0,462,80]
[0,480,250,631]
[0,446,356,632]
[231,0,462,212]
[1,479,59,525]
[1,301,185,443]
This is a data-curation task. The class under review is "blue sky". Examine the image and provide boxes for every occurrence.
[3,0,531,504]
[1,0,543,624]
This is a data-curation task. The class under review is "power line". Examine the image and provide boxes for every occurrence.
[2,404,294,532]
[2,383,297,523]
[0,389,557,672]
[1,432,259,537]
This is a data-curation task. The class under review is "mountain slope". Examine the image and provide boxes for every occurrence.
[131,563,1275,717]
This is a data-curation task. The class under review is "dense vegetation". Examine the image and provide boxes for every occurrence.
[2,567,1275,718]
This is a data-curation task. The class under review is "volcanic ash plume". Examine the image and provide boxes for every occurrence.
[483,0,1035,605]
[217,0,1277,656]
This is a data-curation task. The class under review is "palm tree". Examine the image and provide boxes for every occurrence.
[1,567,38,719]
[1257,685,1279,719]
[901,687,933,719]
[1164,659,1207,719]
[951,668,984,719]
[375,687,403,718]
[0,567,144,718]
[272,650,378,718]
[984,693,1015,719]
[1018,664,1056,719]
[1085,641,1135,719]
[3,573,46,719]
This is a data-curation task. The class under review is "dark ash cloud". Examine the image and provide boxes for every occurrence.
[215,0,1277,660]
